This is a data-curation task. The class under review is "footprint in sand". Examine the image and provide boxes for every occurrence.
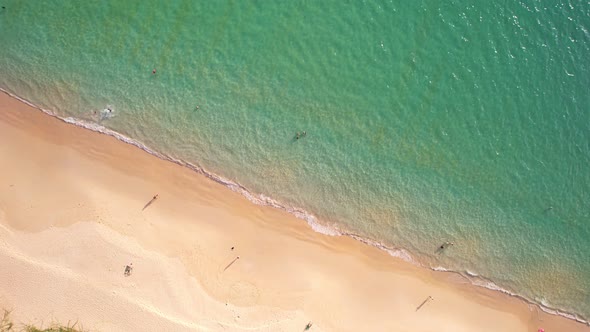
[229,281,260,306]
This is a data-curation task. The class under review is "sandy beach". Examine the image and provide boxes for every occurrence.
[0,91,587,332]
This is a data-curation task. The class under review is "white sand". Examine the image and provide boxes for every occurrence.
[0,91,587,331]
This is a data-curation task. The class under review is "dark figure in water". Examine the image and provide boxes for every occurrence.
[440,241,454,250]
[436,241,454,254]
[296,131,307,140]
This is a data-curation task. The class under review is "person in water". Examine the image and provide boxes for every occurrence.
[439,241,454,250]
[152,68,157,74]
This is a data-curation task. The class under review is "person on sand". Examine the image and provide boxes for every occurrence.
[142,194,159,211]
[304,322,312,330]
[124,263,133,276]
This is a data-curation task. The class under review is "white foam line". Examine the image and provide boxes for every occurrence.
[346,233,415,264]
[1,87,588,326]
[0,88,331,235]
[440,268,589,325]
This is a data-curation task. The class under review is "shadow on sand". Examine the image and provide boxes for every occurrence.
[141,195,158,211]
[416,296,433,311]
[142,194,159,211]
[223,256,240,272]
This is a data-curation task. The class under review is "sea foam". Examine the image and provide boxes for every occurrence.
[1,87,588,326]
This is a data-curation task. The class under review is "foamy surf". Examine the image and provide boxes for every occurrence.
[0,87,332,236]
[0,87,588,327]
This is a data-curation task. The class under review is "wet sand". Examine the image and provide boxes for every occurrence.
[0,91,587,331]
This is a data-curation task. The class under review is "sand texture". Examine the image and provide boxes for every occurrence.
[0,91,588,331]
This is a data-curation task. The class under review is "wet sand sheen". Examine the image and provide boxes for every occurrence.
[0,91,588,331]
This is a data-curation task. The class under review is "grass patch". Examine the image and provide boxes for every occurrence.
[0,310,85,332]
[1,310,14,332]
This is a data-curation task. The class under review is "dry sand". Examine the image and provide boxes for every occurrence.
[0,91,588,332]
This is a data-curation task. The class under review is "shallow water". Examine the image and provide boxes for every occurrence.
[1,0,589,321]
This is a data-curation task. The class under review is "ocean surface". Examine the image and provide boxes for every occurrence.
[1,0,589,322]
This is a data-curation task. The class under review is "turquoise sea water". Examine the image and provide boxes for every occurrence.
[1,0,589,322]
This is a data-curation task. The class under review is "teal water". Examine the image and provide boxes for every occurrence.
[1,0,589,321]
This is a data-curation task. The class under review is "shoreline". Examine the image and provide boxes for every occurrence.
[1,87,587,326]
[0,89,588,331]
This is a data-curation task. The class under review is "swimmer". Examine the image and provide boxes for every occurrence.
[439,241,454,250]
[296,132,300,139]
[152,68,157,74]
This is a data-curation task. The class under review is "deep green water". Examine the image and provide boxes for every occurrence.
[1,0,589,321]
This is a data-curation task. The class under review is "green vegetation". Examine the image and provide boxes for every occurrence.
[0,310,85,332]
[1,310,14,332]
